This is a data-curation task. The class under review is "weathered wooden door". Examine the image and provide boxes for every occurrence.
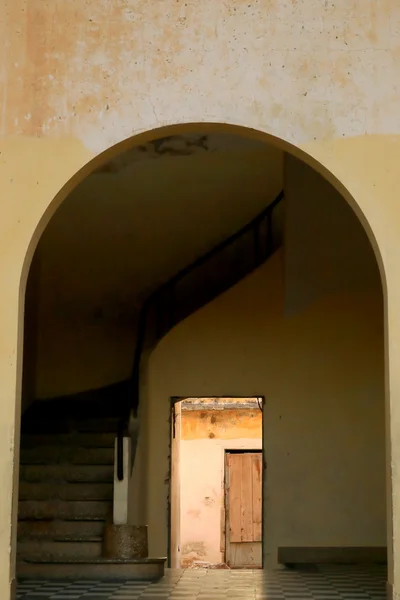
[225,451,262,568]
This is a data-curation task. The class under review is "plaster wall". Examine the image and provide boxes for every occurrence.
[179,407,262,567]
[146,250,385,566]
[284,155,381,314]
[2,1,400,148]
[1,0,400,596]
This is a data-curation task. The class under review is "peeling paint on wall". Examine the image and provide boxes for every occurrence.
[1,0,400,152]
[181,409,262,441]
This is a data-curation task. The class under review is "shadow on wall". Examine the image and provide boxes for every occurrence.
[145,248,385,564]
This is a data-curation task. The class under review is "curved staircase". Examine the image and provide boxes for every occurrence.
[18,191,284,580]
[18,384,164,580]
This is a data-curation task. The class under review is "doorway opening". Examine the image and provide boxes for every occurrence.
[169,397,264,569]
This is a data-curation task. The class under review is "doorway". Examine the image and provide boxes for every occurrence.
[169,397,264,569]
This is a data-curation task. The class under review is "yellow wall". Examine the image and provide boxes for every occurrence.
[181,406,262,441]
[1,0,400,590]
[146,249,385,565]
[2,131,399,598]
[284,155,381,314]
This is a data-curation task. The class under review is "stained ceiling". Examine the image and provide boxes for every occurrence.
[35,132,284,321]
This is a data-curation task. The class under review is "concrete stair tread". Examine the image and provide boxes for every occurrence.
[20,557,166,564]
[20,537,103,543]
[19,482,113,501]
[20,464,114,483]
[18,520,105,540]
[18,539,103,558]
[21,433,115,448]
[22,416,119,429]
[19,536,102,543]
[20,446,114,465]
[17,558,166,581]
[52,536,102,542]
[18,499,111,521]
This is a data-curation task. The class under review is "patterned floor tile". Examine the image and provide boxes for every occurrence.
[17,565,386,599]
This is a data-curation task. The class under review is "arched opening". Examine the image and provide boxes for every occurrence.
[17,124,387,598]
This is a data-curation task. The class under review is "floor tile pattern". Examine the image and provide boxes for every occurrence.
[17,565,386,599]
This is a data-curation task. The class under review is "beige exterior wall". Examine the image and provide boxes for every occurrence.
[2,2,400,147]
[147,250,385,566]
[179,405,262,567]
[1,1,400,597]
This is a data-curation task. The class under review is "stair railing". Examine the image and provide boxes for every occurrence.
[116,190,284,481]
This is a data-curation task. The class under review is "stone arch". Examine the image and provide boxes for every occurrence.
[12,123,390,592]
[20,123,387,299]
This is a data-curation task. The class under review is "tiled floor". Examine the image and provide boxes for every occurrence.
[17,565,386,599]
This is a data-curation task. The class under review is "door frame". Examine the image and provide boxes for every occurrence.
[223,448,265,568]
[167,395,265,569]
[167,396,182,568]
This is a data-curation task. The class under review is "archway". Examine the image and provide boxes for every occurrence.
[13,124,389,597]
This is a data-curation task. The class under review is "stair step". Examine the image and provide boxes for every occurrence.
[20,446,114,465]
[17,557,166,581]
[21,432,116,448]
[18,540,102,560]
[75,418,120,433]
[19,482,113,501]
[19,500,111,521]
[18,520,105,540]
[21,418,120,435]
[53,536,102,542]
[20,464,114,483]
[18,402,123,569]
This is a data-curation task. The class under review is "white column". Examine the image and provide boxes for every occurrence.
[113,437,132,525]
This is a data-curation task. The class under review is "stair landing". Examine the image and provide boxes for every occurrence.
[17,557,166,581]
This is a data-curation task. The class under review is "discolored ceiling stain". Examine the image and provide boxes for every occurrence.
[95,133,266,174]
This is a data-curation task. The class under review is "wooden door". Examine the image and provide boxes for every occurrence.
[225,452,262,568]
